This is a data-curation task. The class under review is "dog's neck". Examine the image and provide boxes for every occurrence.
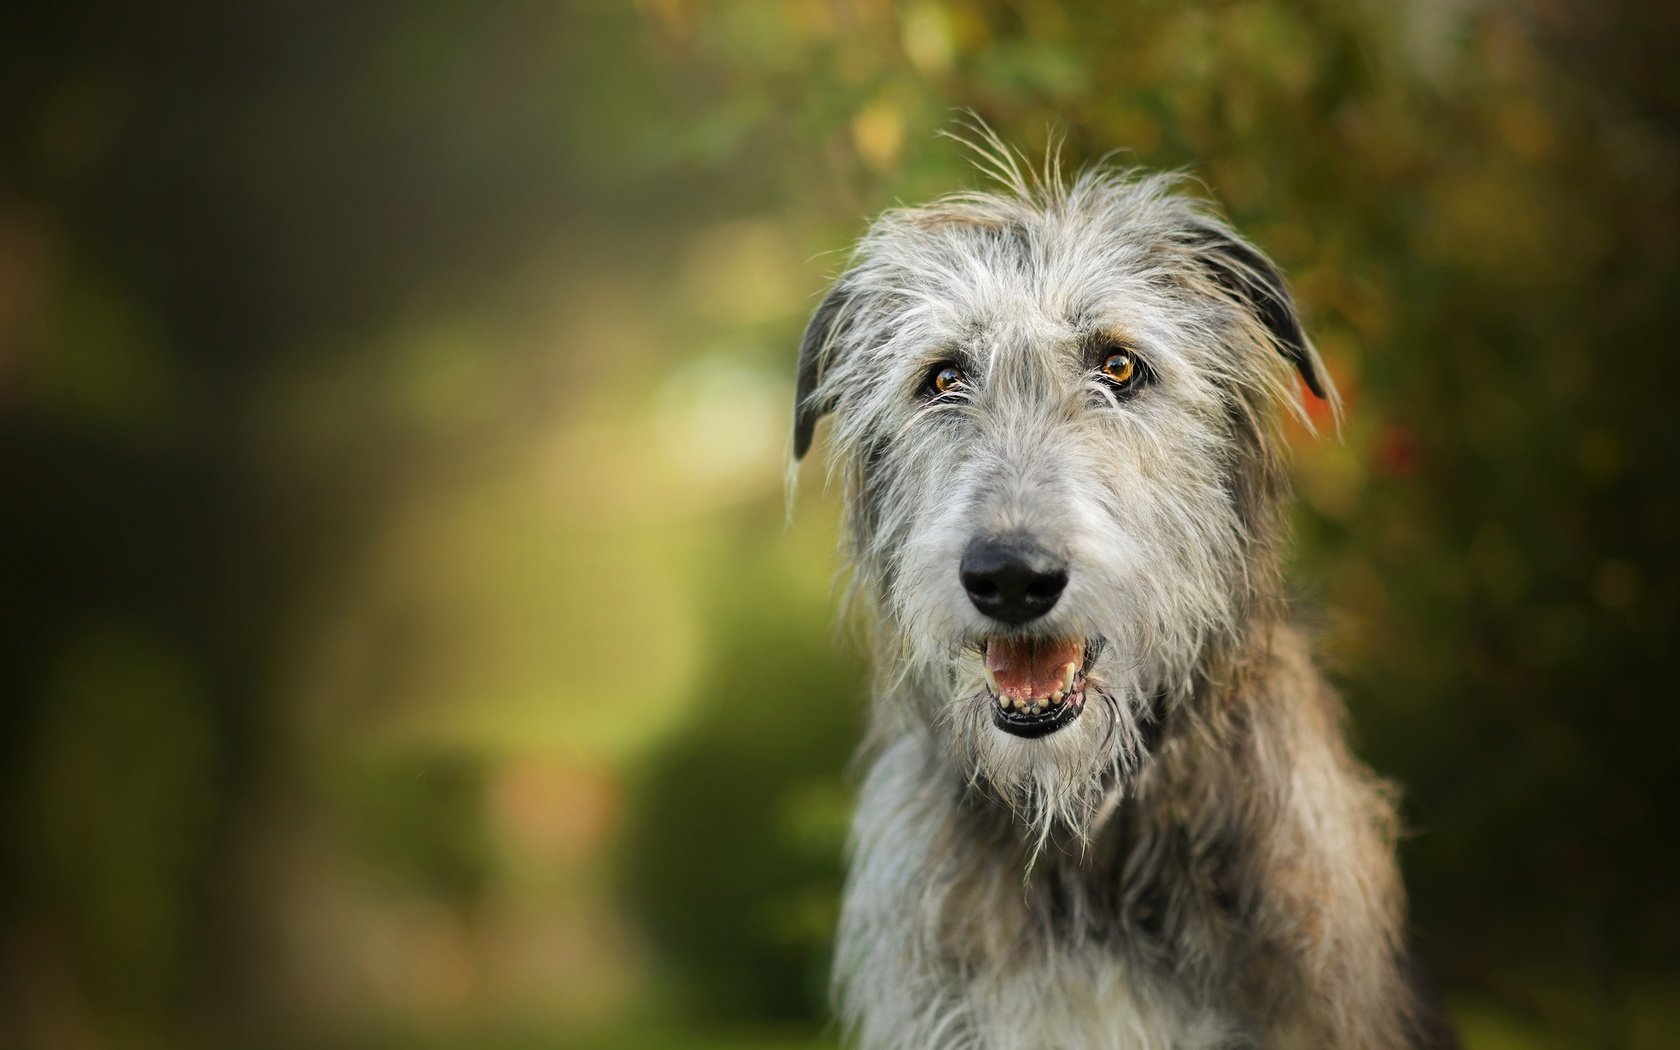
[945,607,1279,878]
[931,658,1266,990]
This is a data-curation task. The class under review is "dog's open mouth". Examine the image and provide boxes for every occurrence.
[983,637,1093,739]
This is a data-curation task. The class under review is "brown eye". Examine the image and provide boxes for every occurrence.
[925,364,967,398]
[1101,351,1136,386]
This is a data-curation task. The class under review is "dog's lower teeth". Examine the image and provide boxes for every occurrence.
[988,694,1083,716]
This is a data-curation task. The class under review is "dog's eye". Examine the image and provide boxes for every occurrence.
[1100,350,1138,387]
[922,363,968,399]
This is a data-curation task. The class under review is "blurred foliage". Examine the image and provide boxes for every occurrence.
[2,1,1677,1048]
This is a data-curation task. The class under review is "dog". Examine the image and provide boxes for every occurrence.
[790,142,1453,1049]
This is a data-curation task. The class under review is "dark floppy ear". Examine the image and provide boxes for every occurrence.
[1186,220,1330,401]
[792,281,850,460]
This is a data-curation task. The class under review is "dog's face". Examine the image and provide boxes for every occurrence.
[795,173,1331,837]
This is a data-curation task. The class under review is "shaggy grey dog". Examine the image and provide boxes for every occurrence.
[792,142,1452,1050]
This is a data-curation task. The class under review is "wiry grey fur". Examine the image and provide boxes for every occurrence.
[793,139,1450,1050]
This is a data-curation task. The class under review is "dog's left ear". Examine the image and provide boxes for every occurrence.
[793,281,850,460]
[1184,220,1331,402]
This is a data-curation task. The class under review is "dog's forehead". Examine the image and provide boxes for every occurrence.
[902,211,1154,294]
[870,212,1181,355]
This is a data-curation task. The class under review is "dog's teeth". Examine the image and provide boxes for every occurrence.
[1035,698,1048,711]
[1052,689,1063,704]
[982,665,999,695]
[997,695,1008,710]
[1059,662,1077,693]
[1013,698,1026,711]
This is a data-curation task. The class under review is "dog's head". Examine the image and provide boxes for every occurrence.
[793,167,1334,839]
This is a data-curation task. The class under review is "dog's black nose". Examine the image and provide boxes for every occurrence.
[960,536,1068,625]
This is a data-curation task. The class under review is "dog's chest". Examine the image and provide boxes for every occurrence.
[961,950,1248,1050]
[837,737,1265,1049]
[967,794,1262,1045]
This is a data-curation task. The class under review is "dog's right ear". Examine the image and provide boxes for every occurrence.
[1183,218,1333,405]
[792,281,850,460]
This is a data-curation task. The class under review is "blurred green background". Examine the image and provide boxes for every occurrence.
[2,2,1676,1048]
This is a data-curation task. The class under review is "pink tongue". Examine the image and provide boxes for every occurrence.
[985,638,1082,701]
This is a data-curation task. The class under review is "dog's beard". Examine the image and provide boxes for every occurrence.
[945,655,1158,863]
